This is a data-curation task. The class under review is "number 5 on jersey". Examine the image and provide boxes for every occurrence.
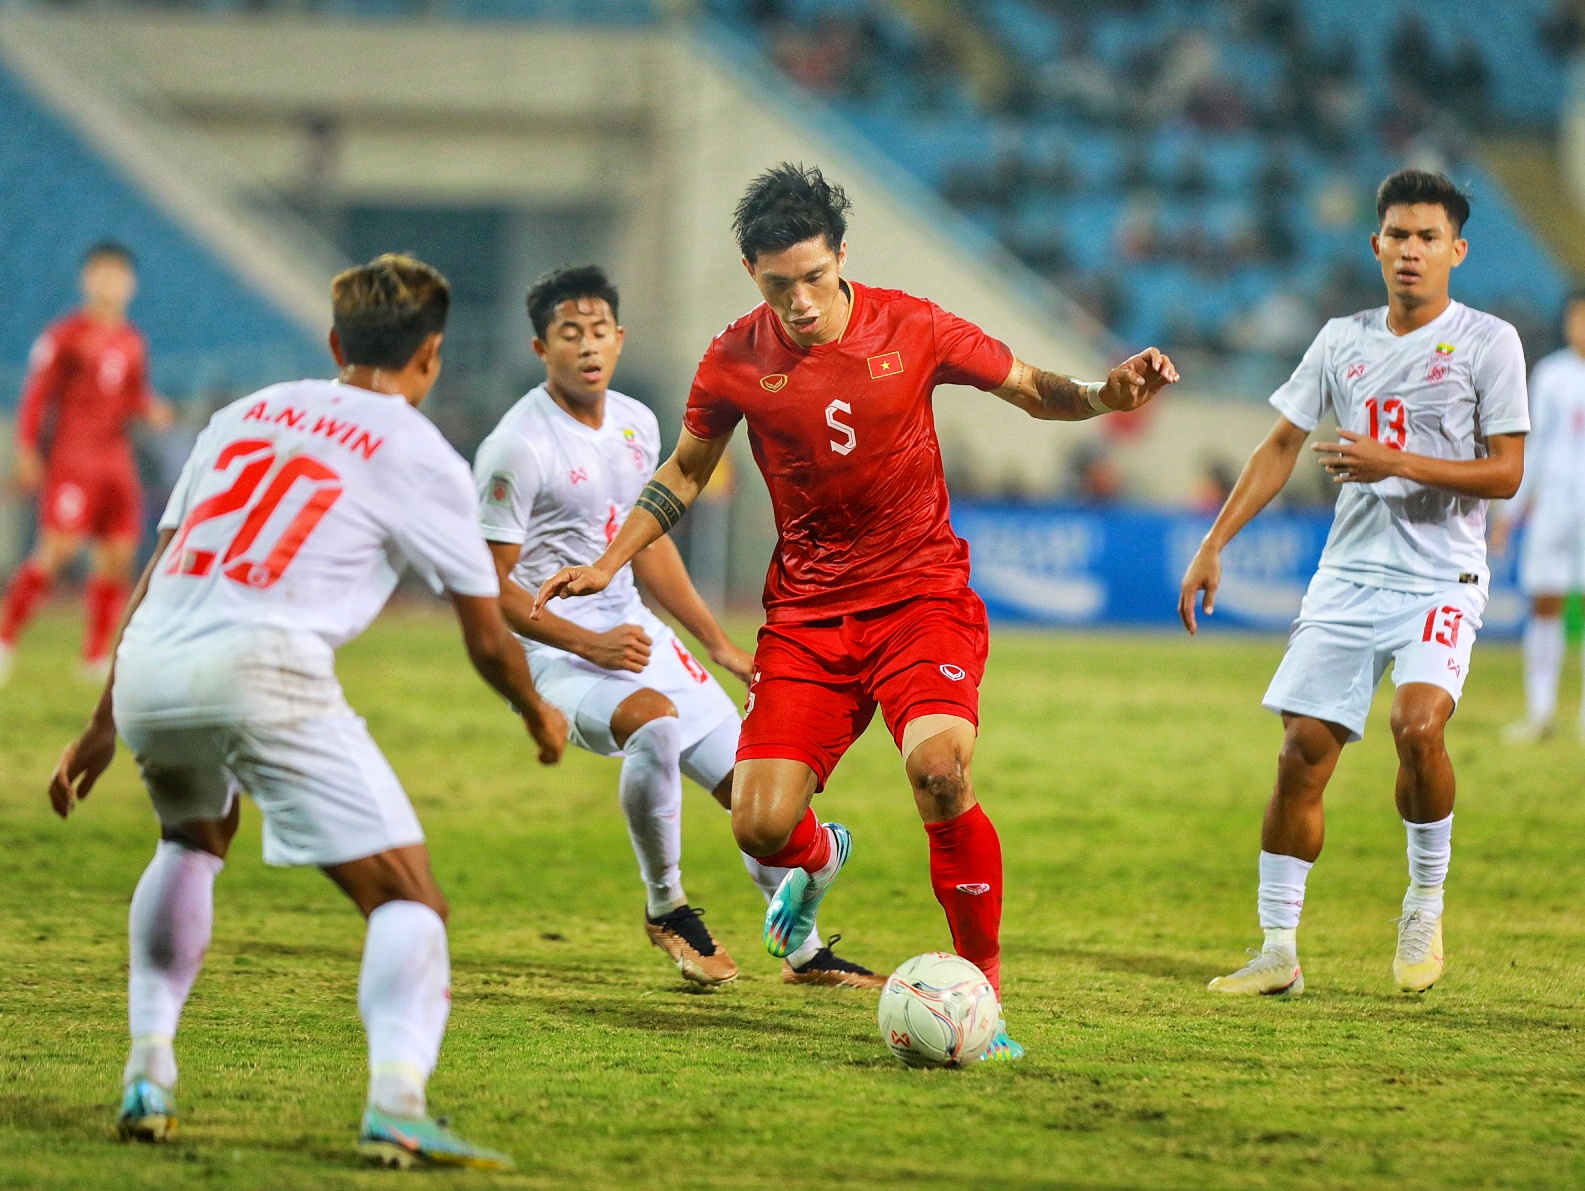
[826,399,856,456]
[166,438,344,588]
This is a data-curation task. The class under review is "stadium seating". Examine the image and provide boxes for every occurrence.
[0,62,325,404]
[705,0,1573,388]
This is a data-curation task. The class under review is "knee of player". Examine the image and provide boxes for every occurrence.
[1390,713,1445,760]
[613,691,680,751]
[910,761,970,818]
[731,811,791,858]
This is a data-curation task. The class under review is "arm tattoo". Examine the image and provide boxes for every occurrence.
[1032,369,1097,419]
[997,360,1103,420]
[634,479,688,534]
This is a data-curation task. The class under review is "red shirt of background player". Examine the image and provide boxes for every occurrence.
[20,311,153,468]
[18,311,152,538]
[684,281,1012,622]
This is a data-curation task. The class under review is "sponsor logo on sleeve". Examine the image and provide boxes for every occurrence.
[939,663,966,681]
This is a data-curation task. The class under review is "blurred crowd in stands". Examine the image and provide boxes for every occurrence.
[716,0,1577,425]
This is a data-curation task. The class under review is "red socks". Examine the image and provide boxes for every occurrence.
[750,803,1003,996]
[925,803,1004,994]
[752,807,833,873]
[85,576,129,663]
[0,561,50,647]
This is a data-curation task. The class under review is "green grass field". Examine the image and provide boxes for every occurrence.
[2,604,1583,1190]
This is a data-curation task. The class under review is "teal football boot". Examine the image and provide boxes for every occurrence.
[980,1019,1026,1062]
[357,1107,515,1171]
[117,1078,177,1142]
[764,822,851,958]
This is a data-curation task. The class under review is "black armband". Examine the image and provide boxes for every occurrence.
[634,479,687,534]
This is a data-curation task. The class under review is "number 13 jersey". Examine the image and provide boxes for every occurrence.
[684,282,1012,622]
[116,379,499,726]
[1271,301,1530,594]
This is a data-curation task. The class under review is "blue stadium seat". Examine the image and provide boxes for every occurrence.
[0,64,322,403]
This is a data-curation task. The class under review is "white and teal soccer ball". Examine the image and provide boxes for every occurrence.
[877,952,1000,1069]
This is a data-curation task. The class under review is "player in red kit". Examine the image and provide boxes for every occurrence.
[2,242,172,685]
[535,164,1177,1059]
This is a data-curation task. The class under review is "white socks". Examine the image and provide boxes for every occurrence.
[1404,814,1453,917]
[359,901,450,1119]
[740,852,823,966]
[1252,818,1452,955]
[1256,850,1312,950]
[124,841,224,1089]
[620,717,688,919]
[1522,615,1565,726]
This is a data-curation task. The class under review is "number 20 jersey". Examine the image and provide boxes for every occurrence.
[684,282,1012,622]
[116,379,499,726]
[1270,301,1530,594]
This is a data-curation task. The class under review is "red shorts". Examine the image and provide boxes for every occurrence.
[737,588,989,788]
[40,460,142,540]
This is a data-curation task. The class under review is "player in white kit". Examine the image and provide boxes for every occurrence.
[474,266,882,988]
[1179,171,1528,995]
[1493,289,1585,742]
[47,256,568,1170]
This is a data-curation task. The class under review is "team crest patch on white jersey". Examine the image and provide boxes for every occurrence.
[486,471,514,506]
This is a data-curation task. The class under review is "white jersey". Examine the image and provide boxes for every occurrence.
[473,384,661,649]
[116,379,499,726]
[1271,301,1530,593]
[1501,347,1585,524]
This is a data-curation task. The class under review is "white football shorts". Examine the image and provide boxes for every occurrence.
[527,604,740,771]
[119,712,424,868]
[1518,506,1585,595]
[1262,573,1485,742]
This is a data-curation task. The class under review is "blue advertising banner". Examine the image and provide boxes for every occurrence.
[953,503,1526,638]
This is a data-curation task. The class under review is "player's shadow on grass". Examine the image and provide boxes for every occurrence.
[1033,944,1211,983]
[534,997,809,1036]
[0,1093,98,1137]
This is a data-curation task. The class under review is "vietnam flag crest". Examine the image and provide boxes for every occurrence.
[867,351,904,379]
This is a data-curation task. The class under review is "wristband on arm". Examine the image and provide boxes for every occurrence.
[1084,381,1109,415]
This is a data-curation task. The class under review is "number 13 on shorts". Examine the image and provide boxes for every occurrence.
[1422,604,1463,648]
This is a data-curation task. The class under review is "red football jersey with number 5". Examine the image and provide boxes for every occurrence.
[684,282,1012,622]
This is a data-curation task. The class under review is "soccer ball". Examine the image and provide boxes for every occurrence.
[877,952,1000,1069]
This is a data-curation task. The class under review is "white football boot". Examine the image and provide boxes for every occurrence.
[1393,903,1444,993]
[1208,945,1304,996]
[1501,717,1552,746]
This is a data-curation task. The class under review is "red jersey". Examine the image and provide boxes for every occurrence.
[684,282,1012,622]
[18,311,153,468]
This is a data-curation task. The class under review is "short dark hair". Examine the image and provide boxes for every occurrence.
[733,163,852,264]
[1375,169,1472,235]
[526,264,620,339]
[331,253,451,369]
[84,240,135,268]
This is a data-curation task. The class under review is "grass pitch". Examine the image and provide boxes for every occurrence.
[1,604,1583,1190]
